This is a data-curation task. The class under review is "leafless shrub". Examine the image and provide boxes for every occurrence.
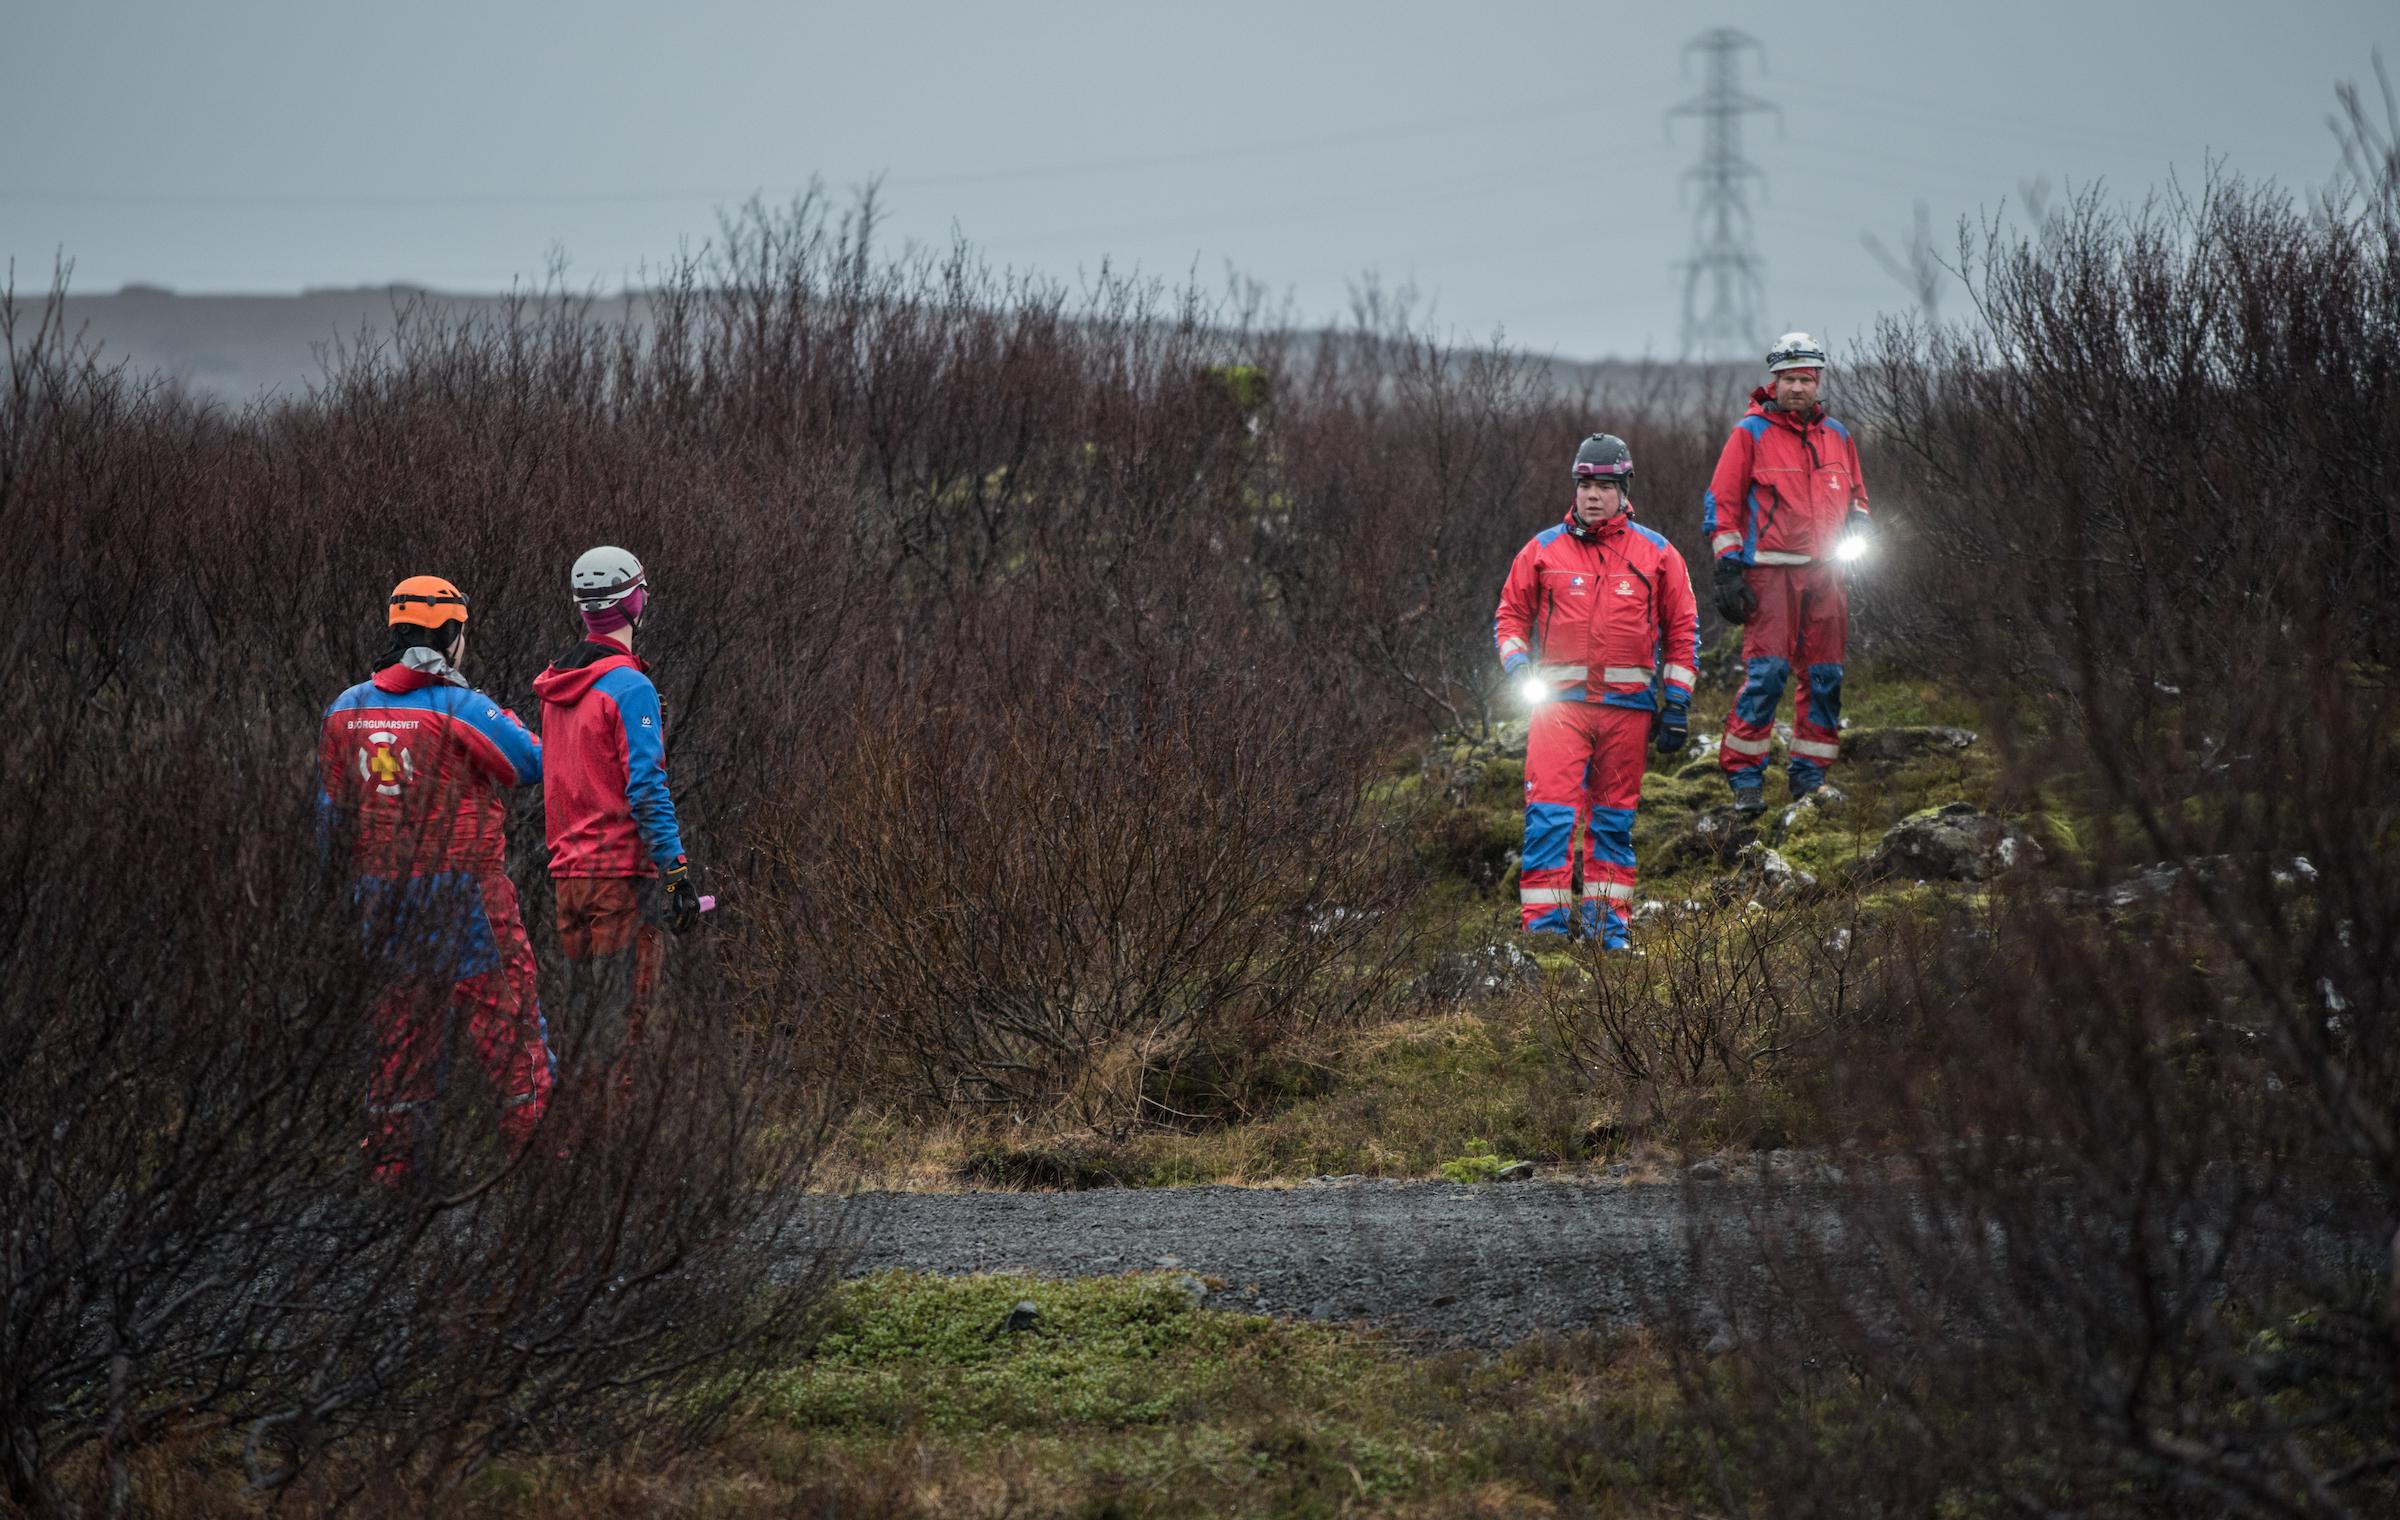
[0,260,857,1512]
[773,686,1411,1130]
[1544,895,1869,1142]
[1680,169,2400,1518]
[1260,290,1745,739]
[2329,51,2399,230]
[17,184,1688,1504]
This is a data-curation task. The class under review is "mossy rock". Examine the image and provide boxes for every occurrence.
[1641,769,1724,815]
[1657,805,1766,870]
[1418,803,1519,887]
[1695,628,1747,687]
[958,1140,1127,1190]
[1841,725,1978,768]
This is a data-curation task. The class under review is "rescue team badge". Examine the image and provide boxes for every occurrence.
[1615,578,1634,596]
[358,731,415,797]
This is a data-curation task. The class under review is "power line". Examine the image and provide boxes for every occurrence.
[1668,27,1778,362]
[1772,78,2205,159]
[0,100,1588,211]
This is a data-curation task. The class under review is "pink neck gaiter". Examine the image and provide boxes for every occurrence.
[580,583,646,637]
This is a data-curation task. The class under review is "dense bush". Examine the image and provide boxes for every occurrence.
[1684,173,2400,1518]
[5,190,1714,1507]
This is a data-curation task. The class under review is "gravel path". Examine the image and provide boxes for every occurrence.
[830,1177,1833,1347]
[823,1176,2385,1349]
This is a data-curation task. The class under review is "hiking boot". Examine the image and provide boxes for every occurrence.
[1732,781,1765,817]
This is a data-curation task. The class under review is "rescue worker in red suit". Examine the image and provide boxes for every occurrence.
[1701,332,1873,814]
[318,576,553,1185]
[533,547,702,1088]
[1493,435,1700,945]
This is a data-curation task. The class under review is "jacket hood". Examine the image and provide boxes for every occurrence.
[534,645,646,706]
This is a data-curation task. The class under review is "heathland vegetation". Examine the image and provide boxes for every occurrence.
[3,126,2397,1515]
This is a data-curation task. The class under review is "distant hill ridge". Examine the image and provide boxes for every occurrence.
[33,284,1710,402]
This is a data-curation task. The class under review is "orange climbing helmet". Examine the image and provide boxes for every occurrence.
[387,575,469,630]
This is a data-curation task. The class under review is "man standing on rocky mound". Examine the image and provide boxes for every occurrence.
[1493,434,1699,946]
[1701,332,1873,816]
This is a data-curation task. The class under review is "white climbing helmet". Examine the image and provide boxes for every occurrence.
[1766,332,1828,373]
[570,545,647,612]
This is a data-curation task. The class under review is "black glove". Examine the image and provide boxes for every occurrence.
[1712,557,1756,625]
[661,857,702,934]
[1654,706,1690,755]
[1845,505,1871,540]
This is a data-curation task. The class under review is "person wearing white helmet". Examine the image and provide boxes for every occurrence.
[532,547,700,1087]
[1699,332,1874,815]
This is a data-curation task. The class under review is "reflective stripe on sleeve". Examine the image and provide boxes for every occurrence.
[1753,549,1813,565]
[1711,532,1743,555]
[1722,731,1774,756]
[1519,887,1576,905]
[1499,636,1529,657]
[1600,666,1654,684]
[1790,737,1840,760]
[1662,663,1696,687]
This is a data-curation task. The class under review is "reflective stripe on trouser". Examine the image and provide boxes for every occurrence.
[365,872,554,1183]
[1719,561,1848,786]
[1519,699,1650,947]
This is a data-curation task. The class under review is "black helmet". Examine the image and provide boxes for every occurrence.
[1572,433,1633,486]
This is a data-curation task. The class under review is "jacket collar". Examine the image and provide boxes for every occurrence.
[371,646,472,692]
[1562,506,1631,542]
[1749,386,1825,430]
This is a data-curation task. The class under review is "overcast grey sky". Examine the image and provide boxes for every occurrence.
[3,0,2388,360]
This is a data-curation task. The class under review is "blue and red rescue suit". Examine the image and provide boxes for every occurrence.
[317,658,553,1182]
[1493,508,1699,943]
[1701,389,1871,793]
[533,643,689,1081]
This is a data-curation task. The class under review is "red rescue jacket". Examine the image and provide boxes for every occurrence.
[1493,509,1699,710]
[533,644,687,879]
[318,660,542,876]
[1702,389,1870,565]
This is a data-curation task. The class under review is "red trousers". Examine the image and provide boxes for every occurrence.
[1518,701,1649,945]
[553,877,662,1084]
[1719,561,1848,790]
[364,872,553,1184]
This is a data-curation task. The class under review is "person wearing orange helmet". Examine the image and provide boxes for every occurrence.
[317,575,552,1186]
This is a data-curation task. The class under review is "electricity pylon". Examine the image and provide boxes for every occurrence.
[1668,28,1778,362]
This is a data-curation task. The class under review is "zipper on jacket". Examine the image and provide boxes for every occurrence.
[1752,407,1820,552]
[1586,539,1653,661]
